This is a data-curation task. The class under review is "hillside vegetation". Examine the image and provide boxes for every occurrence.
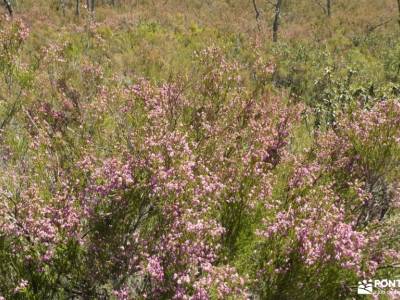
[1,0,400,299]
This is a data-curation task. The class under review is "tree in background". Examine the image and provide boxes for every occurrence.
[397,0,400,27]
[272,0,282,42]
[2,0,12,16]
[251,0,283,42]
[315,0,332,17]
[327,0,331,17]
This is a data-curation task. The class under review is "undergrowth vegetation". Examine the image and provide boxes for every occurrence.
[0,0,400,299]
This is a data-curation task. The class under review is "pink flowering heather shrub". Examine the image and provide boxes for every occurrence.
[0,13,400,300]
[251,100,400,299]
